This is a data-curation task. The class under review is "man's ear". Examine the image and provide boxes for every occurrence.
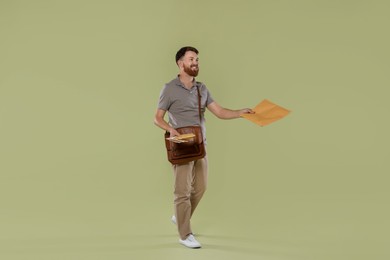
[177,59,183,69]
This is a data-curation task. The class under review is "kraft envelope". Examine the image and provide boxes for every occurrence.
[241,99,291,127]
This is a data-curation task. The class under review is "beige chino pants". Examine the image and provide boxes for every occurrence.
[173,156,208,240]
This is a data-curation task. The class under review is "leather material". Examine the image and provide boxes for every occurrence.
[164,126,206,164]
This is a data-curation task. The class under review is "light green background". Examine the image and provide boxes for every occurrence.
[1,1,389,259]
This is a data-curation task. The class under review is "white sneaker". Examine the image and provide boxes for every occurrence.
[179,234,201,248]
[171,215,177,225]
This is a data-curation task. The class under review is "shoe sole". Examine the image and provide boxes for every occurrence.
[179,241,201,249]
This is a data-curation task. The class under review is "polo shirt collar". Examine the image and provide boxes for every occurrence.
[174,75,200,90]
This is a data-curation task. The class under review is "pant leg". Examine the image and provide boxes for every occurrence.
[173,161,194,240]
[173,156,208,240]
[190,156,208,216]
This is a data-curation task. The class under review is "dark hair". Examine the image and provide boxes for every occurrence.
[175,46,199,64]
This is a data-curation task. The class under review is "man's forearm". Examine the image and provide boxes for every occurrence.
[217,108,242,119]
[208,102,253,119]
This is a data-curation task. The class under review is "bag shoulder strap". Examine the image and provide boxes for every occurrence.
[196,85,202,123]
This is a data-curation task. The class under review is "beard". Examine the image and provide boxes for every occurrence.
[183,64,199,77]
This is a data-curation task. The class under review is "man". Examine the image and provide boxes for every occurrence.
[154,46,253,248]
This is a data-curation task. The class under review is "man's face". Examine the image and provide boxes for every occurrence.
[180,51,199,77]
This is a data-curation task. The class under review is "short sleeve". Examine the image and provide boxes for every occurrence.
[203,85,214,106]
[157,85,171,111]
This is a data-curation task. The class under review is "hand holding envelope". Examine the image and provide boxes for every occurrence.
[241,99,291,126]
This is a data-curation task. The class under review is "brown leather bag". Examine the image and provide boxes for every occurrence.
[164,126,205,164]
[164,86,206,164]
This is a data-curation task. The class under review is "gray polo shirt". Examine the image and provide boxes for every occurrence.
[158,76,214,140]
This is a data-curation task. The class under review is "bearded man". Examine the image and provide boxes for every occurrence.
[154,46,253,248]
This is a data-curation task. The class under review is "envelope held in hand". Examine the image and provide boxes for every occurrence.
[241,99,291,127]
